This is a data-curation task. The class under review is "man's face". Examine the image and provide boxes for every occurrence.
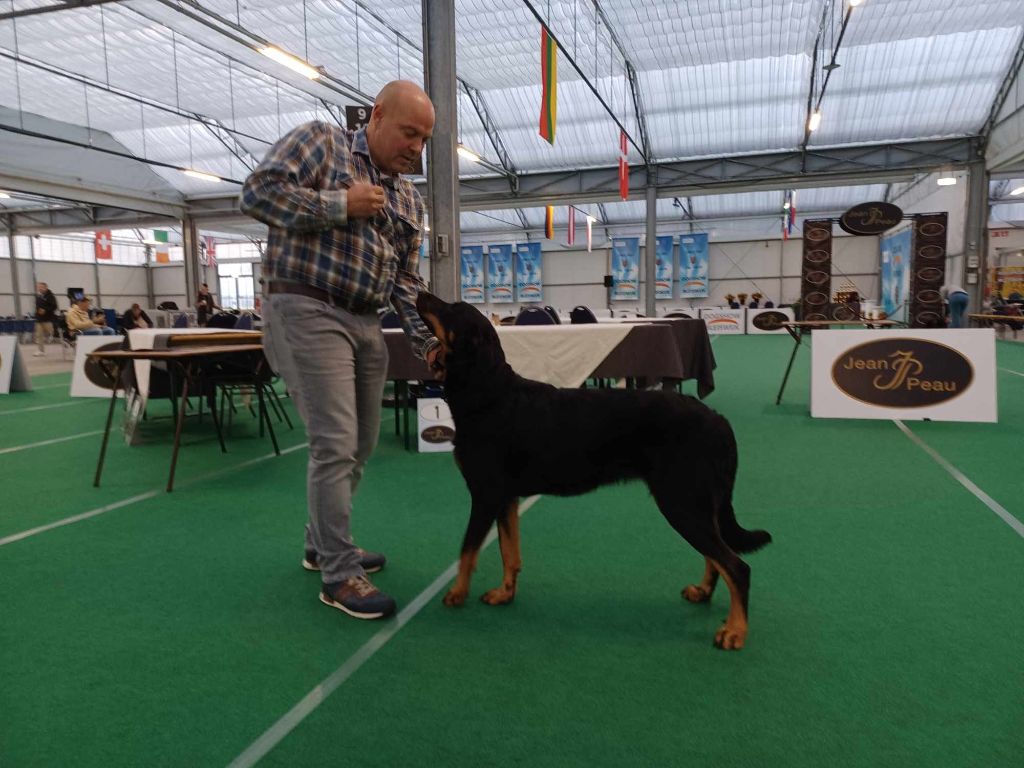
[37,283,46,293]
[80,300,90,310]
[369,100,434,175]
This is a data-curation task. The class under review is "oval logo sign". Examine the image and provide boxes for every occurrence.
[805,250,831,264]
[421,425,455,444]
[839,202,903,236]
[919,221,945,237]
[804,269,829,286]
[917,244,945,260]
[916,266,943,283]
[831,338,972,408]
[84,341,124,389]
[804,291,828,306]
[752,311,788,331]
[805,226,830,242]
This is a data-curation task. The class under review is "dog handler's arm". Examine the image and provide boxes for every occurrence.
[240,121,354,232]
[389,192,440,363]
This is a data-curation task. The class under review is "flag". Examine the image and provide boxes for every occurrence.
[204,236,217,268]
[154,229,170,264]
[788,191,796,236]
[618,130,629,200]
[539,27,557,144]
[586,216,593,253]
[567,207,575,246]
[544,206,554,239]
[94,230,112,260]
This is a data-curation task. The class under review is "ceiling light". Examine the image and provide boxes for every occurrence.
[1010,185,1024,196]
[258,46,321,80]
[936,175,957,187]
[849,0,863,7]
[457,145,481,163]
[0,191,10,198]
[182,169,223,183]
[783,202,791,210]
[807,111,822,132]
[586,215,596,224]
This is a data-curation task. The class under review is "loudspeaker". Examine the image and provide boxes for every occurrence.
[910,213,947,328]
[603,274,614,288]
[801,220,833,322]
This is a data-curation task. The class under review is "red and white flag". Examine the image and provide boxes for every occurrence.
[618,130,629,201]
[567,207,575,246]
[94,230,112,260]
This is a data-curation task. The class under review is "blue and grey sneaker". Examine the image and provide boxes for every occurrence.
[320,575,396,620]
[302,548,386,574]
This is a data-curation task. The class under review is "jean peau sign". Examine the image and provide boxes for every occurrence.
[811,329,996,422]
[838,202,903,236]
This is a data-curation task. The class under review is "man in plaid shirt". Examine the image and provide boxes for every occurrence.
[241,80,439,620]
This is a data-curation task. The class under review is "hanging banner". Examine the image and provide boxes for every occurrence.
[515,242,543,302]
[460,246,485,304]
[153,230,170,264]
[611,237,640,301]
[94,230,112,260]
[487,244,515,304]
[880,228,911,323]
[655,235,674,300]
[679,233,709,298]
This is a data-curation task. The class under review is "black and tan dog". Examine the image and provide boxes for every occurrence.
[416,293,771,650]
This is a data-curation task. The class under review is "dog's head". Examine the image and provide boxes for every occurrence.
[416,292,506,388]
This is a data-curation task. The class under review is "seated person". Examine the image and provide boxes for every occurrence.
[120,303,153,330]
[66,297,115,336]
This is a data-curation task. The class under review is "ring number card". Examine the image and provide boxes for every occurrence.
[417,397,455,453]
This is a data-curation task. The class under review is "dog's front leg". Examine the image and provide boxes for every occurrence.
[481,499,521,606]
[443,502,496,607]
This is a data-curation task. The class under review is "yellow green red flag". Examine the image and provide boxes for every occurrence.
[539,27,557,144]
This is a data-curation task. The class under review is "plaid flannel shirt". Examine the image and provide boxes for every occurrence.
[240,121,437,359]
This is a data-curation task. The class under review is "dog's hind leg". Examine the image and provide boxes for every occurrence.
[650,479,752,650]
[481,499,521,606]
[681,558,719,604]
[444,502,497,607]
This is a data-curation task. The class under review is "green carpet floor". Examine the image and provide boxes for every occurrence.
[1,337,1022,767]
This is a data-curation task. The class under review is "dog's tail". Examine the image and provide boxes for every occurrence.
[716,417,772,554]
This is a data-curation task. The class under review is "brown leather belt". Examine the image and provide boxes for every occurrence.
[266,281,377,315]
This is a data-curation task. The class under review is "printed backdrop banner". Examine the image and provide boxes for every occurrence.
[515,242,543,302]
[655,236,674,300]
[679,233,709,298]
[487,244,515,303]
[611,237,640,300]
[459,246,485,304]
[880,228,911,323]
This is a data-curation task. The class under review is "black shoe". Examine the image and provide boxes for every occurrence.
[320,576,396,620]
[302,548,386,574]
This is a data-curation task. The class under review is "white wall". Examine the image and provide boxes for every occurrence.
[890,174,967,289]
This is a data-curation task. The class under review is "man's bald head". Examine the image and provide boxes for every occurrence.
[366,80,434,175]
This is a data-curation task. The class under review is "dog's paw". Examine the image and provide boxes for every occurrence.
[713,621,747,651]
[682,584,713,603]
[480,587,515,606]
[442,589,468,607]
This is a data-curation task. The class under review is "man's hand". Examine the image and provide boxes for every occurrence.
[347,183,386,219]
[426,346,443,379]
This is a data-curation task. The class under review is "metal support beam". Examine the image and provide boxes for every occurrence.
[644,183,657,317]
[422,0,459,302]
[963,160,989,312]
[982,32,1024,145]
[0,0,121,22]
[182,217,202,311]
[6,216,22,316]
[593,0,652,160]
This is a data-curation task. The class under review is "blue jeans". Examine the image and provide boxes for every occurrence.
[949,292,969,328]
[81,327,116,335]
[263,293,389,585]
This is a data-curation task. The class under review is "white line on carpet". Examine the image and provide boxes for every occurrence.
[226,494,543,768]
[0,400,92,416]
[998,367,1024,378]
[0,430,104,456]
[0,442,310,547]
[894,420,1024,539]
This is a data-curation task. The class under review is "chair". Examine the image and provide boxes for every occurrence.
[172,313,189,328]
[234,313,254,331]
[207,312,238,329]
[543,305,561,324]
[569,305,598,324]
[664,311,694,319]
[515,306,555,325]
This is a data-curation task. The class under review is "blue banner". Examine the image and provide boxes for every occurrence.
[655,236,674,300]
[881,228,912,322]
[460,246,485,304]
[611,237,640,300]
[487,244,514,303]
[679,233,709,298]
[515,242,543,302]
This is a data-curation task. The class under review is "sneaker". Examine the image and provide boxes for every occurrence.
[32,351,45,357]
[301,548,386,574]
[320,575,396,619]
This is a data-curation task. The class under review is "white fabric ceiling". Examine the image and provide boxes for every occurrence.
[0,0,1022,228]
